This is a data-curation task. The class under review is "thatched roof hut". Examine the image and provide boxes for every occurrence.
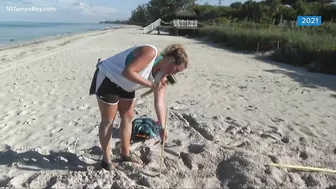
[173,9,197,19]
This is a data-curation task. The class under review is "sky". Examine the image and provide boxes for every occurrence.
[0,0,253,23]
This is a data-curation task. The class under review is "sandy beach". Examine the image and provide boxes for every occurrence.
[0,25,335,188]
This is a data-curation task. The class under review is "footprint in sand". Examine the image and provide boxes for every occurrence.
[164,146,181,157]
[23,118,36,125]
[172,139,183,146]
[5,174,29,188]
[181,113,214,141]
[281,136,290,144]
[238,86,247,90]
[18,110,29,116]
[0,176,12,188]
[31,101,39,105]
[188,144,205,154]
[180,152,193,169]
[78,104,90,110]
[302,175,321,188]
[299,137,307,143]
[22,103,30,108]
[271,117,285,123]
[260,127,283,141]
[327,185,336,189]
[68,119,82,126]
[88,145,102,155]
[268,155,280,163]
[298,151,308,160]
[244,105,258,112]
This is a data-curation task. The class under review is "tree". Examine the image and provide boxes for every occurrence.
[306,0,335,3]
[146,0,197,20]
[230,2,242,9]
[281,0,335,5]
[128,0,336,25]
[129,4,150,25]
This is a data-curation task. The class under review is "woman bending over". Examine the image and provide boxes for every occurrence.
[89,43,189,171]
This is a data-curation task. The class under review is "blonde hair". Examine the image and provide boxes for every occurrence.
[162,44,188,67]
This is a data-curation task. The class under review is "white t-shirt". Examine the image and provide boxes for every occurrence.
[97,44,158,92]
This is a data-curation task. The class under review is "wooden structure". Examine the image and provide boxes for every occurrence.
[143,18,198,36]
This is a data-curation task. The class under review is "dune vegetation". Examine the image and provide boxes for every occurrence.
[127,0,336,75]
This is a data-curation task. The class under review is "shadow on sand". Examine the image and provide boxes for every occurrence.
[0,145,100,172]
[0,126,147,173]
[254,56,336,92]
[112,127,120,139]
[192,38,336,93]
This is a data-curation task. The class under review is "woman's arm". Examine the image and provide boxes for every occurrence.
[154,82,166,127]
[122,46,157,88]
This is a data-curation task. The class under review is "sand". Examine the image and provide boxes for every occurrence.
[0,25,335,189]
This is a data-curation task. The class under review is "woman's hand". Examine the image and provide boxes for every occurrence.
[160,76,169,87]
[151,77,168,91]
[160,129,168,141]
[150,82,159,91]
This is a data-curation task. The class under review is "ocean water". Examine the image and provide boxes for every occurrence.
[0,22,119,47]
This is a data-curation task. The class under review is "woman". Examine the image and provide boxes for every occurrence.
[89,43,188,171]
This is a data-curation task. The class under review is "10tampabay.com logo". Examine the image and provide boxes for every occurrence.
[297,16,322,26]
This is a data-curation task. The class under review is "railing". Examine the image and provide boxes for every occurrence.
[143,18,162,34]
[173,19,198,28]
[143,19,198,34]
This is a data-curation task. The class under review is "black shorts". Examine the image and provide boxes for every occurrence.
[89,68,135,104]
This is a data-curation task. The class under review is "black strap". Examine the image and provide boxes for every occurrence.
[96,58,103,68]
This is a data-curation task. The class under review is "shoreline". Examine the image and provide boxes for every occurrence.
[0,24,131,74]
[0,25,122,52]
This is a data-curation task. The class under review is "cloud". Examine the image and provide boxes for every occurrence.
[0,0,126,22]
[71,1,119,17]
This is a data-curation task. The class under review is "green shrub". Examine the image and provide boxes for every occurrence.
[205,17,230,25]
[198,25,288,51]
[198,24,336,75]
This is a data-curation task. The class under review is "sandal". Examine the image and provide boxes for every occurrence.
[101,160,115,171]
[120,152,143,165]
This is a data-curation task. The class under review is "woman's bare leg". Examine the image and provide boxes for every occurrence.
[97,98,118,163]
[118,98,135,157]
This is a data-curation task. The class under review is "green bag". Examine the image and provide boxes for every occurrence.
[131,115,162,140]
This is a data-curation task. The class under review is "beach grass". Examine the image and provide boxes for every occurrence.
[197,22,336,75]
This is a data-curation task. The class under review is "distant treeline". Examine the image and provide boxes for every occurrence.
[99,20,129,24]
[126,0,336,75]
[128,0,336,26]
